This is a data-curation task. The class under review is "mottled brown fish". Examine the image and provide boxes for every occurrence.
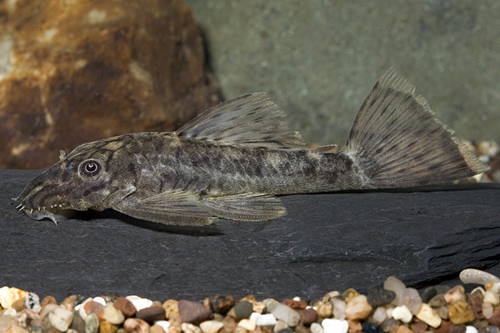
[15,69,488,225]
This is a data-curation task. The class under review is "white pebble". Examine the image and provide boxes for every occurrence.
[391,305,413,323]
[416,303,442,328]
[322,319,348,333]
[126,295,152,311]
[182,322,202,333]
[311,322,324,333]
[271,303,300,327]
[371,307,387,324]
[3,308,17,317]
[484,291,500,305]
[256,313,277,326]
[459,268,500,285]
[331,298,346,320]
[25,292,41,314]
[156,321,171,332]
[93,297,106,306]
[466,326,478,333]
[250,312,261,322]
[383,277,407,306]
[49,307,74,332]
[0,287,27,309]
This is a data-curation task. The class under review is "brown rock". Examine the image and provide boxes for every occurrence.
[204,296,235,315]
[150,324,165,333]
[467,294,484,319]
[167,314,182,333]
[178,300,212,325]
[61,295,78,311]
[392,325,414,333]
[40,296,57,310]
[84,301,105,320]
[449,325,466,333]
[0,0,220,169]
[123,318,150,333]
[410,322,428,333]
[162,300,179,319]
[299,308,317,326]
[99,320,119,333]
[135,307,166,323]
[283,299,307,310]
[487,307,500,327]
[448,300,475,325]
[380,318,399,333]
[11,298,26,312]
[114,298,136,318]
[347,320,362,333]
[431,320,451,333]
[221,315,236,333]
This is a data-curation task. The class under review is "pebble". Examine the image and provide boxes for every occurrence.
[316,301,333,318]
[48,307,74,332]
[270,303,300,327]
[178,300,213,325]
[199,320,224,333]
[123,318,150,333]
[155,321,170,333]
[410,321,428,333]
[461,269,500,285]
[392,305,413,323]
[429,294,448,308]
[331,298,346,320]
[348,319,362,333]
[125,297,152,312]
[366,287,396,308]
[71,312,86,333]
[0,287,28,309]
[273,320,289,332]
[84,313,99,333]
[103,304,125,325]
[150,324,166,333]
[234,301,253,319]
[466,326,478,333]
[204,296,235,315]
[402,288,422,315]
[344,295,372,320]
[299,308,317,325]
[283,299,307,310]
[486,282,500,294]
[40,296,57,310]
[467,294,484,319]
[392,325,413,333]
[445,286,466,304]
[84,301,105,319]
[114,298,137,318]
[381,318,399,333]
[420,287,437,303]
[416,303,442,328]
[162,300,179,319]
[255,314,277,326]
[275,328,293,333]
[168,314,182,333]
[238,319,256,331]
[488,308,500,327]
[371,307,387,324]
[321,319,348,333]
[182,322,202,333]
[136,307,166,323]
[483,302,494,319]
[483,292,500,306]
[100,320,119,333]
[361,322,384,333]
[0,313,16,332]
[25,293,41,314]
[310,323,323,333]
[448,300,476,325]
[383,277,407,306]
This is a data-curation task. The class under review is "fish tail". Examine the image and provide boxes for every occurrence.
[343,68,488,189]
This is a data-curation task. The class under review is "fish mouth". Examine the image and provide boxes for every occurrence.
[14,201,76,225]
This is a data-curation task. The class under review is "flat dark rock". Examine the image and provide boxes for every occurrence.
[1,170,499,301]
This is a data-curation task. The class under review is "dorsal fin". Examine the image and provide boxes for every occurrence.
[177,92,307,150]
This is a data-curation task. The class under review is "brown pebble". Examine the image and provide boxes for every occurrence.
[449,324,466,333]
[61,295,78,311]
[221,315,236,333]
[448,300,475,325]
[410,321,428,333]
[117,329,128,333]
[283,299,307,310]
[136,307,166,323]
[299,308,317,326]
[11,298,26,312]
[162,300,179,319]
[84,301,105,320]
[260,327,273,333]
[393,325,414,333]
[123,318,150,333]
[178,300,212,324]
[100,320,119,333]
[487,307,500,327]
[114,298,136,318]
[467,294,484,319]
[204,295,235,315]
[168,314,182,333]
[348,320,362,333]
[294,324,308,333]
[151,301,163,308]
[150,324,165,333]
[380,318,399,333]
[431,320,452,333]
[40,296,57,310]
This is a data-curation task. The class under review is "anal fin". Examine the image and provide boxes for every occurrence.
[202,193,286,222]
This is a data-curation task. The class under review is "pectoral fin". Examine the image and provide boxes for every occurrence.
[202,193,286,221]
[112,190,217,226]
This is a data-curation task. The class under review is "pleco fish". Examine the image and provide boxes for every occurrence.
[15,69,488,225]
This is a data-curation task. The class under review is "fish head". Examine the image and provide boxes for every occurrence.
[15,137,138,223]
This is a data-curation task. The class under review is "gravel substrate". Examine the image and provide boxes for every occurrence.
[1,269,499,333]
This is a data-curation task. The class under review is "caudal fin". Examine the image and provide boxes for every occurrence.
[343,68,488,189]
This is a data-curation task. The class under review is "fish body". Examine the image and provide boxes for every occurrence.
[15,69,488,225]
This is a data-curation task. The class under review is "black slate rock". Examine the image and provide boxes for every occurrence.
[1,170,499,300]
[367,287,396,308]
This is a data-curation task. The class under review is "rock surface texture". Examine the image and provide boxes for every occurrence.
[0,0,219,169]
[185,0,500,146]
[0,170,499,300]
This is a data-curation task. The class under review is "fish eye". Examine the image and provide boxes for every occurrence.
[79,160,102,178]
